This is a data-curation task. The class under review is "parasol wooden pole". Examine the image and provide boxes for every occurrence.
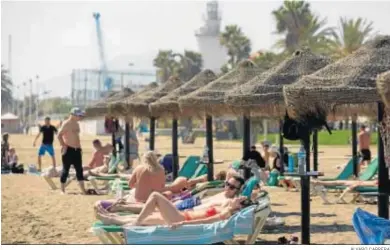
[279,120,285,174]
[301,132,311,244]
[172,119,179,180]
[377,102,389,219]
[312,129,318,175]
[351,114,359,177]
[125,120,130,167]
[206,115,214,181]
[243,116,251,180]
[149,117,155,151]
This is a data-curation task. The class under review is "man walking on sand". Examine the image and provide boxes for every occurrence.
[358,124,371,173]
[57,108,87,194]
[33,117,57,172]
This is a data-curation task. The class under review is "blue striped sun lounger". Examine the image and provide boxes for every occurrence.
[91,196,271,244]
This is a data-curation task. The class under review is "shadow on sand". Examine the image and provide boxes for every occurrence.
[269,211,337,218]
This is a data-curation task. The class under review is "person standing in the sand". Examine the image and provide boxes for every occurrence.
[33,117,58,172]
[358,124,371,173]
[57,108,87,194]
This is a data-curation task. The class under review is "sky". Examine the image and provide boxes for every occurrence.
[2,0,390,99]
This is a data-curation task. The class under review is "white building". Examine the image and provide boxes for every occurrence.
[195,1,228,74]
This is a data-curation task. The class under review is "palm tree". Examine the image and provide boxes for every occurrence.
[174,50,203,81]
[328,17,374,59]
[1,65,13,112]
[220,24,251,70]
[272,0,332,53]
[250,50,286,71]
[153,50,179,83]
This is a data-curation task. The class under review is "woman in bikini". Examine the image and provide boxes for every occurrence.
[95,191,253,227]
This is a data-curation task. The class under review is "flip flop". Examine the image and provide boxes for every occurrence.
[86,189,98,195]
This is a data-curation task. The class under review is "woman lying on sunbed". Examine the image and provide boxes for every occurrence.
[95,191,255,227]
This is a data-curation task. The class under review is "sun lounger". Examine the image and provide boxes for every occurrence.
[352,208,390,244]
[91,194,271,244]
[313,158,379,204]
[283,157,355,191]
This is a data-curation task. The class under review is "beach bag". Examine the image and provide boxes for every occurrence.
[282,110,332,142]
[11,164,24,174]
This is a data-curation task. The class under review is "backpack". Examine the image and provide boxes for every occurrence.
[282,108,332,142]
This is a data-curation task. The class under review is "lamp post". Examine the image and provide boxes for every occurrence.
[35,75,40,123]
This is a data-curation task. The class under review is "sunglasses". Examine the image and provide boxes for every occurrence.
[225,181,240,190]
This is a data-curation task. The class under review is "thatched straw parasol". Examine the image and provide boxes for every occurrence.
[85,88,134,118]
[124,76,183,118]
[111,82,159,118]
[178,60,260,117]
[225,48,331,117]
[283,35,390,119]
[377,70,390,108]
[149,69,217,118]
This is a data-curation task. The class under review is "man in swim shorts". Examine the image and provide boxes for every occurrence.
[33,117,57,171]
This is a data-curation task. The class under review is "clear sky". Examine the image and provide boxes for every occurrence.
[2,0,390,98]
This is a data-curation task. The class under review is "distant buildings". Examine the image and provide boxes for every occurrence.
[195,1,227,74]
[70,69,156,108]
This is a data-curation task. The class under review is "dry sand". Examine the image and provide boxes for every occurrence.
[1,134,380,244]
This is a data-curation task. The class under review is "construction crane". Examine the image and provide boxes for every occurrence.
[92,12,113,92]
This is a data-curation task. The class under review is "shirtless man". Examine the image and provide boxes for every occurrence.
[57,108,86,194]
[85,139,112,170]
[358,125,371,173]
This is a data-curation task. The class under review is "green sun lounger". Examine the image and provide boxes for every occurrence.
[314,158,379,204]
[326,158,378,191]
[319,157,355,181]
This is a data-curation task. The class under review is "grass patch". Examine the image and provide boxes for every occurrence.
[257,130,378,145]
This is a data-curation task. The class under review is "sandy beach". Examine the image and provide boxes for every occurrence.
[1,134,379,244]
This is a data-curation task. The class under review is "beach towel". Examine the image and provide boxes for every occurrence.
[175,196,201,211]
[352,208,390,244]
[123,205,258,244]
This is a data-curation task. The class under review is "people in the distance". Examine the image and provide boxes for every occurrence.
[261,141,271,168]
[85,139,113,170]
[1,133,10,167]
[242,145,266,169]
[5,148,24,173]
[33,117,58,172]
[358,124,371,173]
[57,107,86,195]
[125,119,139,170]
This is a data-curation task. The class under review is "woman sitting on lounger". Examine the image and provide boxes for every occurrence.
[126,151,166,202]
[96,190,254,227]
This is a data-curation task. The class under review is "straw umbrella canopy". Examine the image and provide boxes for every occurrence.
[377,70,390,108]
[283,35,390,119]
[85,88,134,118]
[123,76,183,118]
[178,60,261,117]
[225,48,331,117]
[149,69,217,118]
[112,82,159,118]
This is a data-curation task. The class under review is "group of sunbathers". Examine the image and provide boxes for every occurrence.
[91,148,269,227]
